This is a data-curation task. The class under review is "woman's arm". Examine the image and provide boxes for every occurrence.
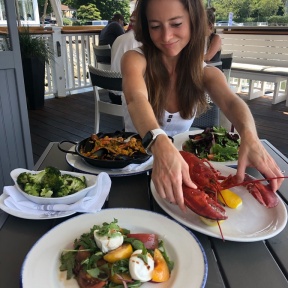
[204,34,222,62]
[121,51,197,210]
[121,50,159,136]
[204,66,284,191]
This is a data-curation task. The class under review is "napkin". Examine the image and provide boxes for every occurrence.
[3,172,111,216]
[112,156,153,172]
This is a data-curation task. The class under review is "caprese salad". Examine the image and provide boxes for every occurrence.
[59,219,174,288]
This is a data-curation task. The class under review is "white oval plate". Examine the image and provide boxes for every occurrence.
[151,164,287,242]
[173,130,238,166]
[66,146,153,177]
[21,208,208,288]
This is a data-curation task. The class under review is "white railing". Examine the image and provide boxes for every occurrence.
[45,26,288,107]
[45,27,100,98]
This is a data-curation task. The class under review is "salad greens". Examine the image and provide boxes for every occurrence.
[183,126,240,162]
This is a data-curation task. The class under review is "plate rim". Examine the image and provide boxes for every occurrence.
[66,146,153,177]
[21,208,208,288]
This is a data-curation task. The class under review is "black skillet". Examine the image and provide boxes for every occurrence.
[58,131,151,169]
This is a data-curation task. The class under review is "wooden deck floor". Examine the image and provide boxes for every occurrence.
[28,90,288,164]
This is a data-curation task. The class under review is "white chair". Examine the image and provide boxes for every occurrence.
[93,44,111,70]
[88,65,123,133]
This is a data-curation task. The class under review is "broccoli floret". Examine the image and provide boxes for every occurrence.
[78,175,86,185]
[17,166,87,198]
[40,187,53,198]
[17,172,31,189]
[61,175,87,194]
[41,166,63,192]
[23,183,42,196]
[57,185,71,197]
[44,166,61,177]
[28,170,46,184]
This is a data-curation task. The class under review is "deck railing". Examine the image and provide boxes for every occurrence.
[44,26,101,98]
[44,26,288,107]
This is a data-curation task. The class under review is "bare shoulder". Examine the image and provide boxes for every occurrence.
[203,66,224,82]
[122,49,145,63]
[121,49,146,74]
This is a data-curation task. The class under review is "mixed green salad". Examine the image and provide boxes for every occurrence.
[182,126,240,162]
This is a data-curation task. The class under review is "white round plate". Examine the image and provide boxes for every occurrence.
[21,208,208,288]
[173,130,238,166]
[151,164,287,242]
[0,193,75,220]
[66,146,153,177]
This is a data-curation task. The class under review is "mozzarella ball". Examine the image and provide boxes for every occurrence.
[93,230,123,253]
[129,249,154,282]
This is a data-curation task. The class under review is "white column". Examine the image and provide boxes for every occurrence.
[49,0,63,26]
[50,26,66,97]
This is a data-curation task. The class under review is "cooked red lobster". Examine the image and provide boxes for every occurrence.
[180,151,281,220]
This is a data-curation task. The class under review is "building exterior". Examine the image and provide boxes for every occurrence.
[0,0,40,26]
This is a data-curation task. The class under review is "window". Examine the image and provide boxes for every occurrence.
[0,0,40,25]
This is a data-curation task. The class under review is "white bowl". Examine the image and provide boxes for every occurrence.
[10,168,98,205]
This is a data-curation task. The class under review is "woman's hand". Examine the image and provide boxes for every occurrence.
[236,135,284,192]
[150,135,197,211]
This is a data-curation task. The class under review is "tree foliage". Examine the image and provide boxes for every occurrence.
[205,0,285,22]
[62,0,130,22]
[77,4,101,20]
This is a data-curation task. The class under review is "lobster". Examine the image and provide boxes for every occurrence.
[180,151,281,221]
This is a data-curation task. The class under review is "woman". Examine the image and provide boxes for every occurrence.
[204,7,222,69]
[121,0,283,211]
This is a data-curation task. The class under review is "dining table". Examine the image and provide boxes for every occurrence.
[0,139,287,288]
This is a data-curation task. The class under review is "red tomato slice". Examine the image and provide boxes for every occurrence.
[127,233,158,249]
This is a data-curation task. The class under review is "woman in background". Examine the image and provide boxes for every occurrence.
[204,7,222,70]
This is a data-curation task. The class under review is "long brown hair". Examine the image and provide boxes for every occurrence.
[134,0,208,123]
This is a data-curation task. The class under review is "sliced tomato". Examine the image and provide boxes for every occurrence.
[76,270,107,288]
[127,233,158,249]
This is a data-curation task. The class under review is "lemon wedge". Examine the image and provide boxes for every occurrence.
[218,189,242,209]
[199,216,224,226]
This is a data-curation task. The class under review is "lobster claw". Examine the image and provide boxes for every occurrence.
[221,174,279,208]
[244,175,279,208]
[183,185,228,220]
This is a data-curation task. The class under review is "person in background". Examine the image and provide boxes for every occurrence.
[97,13,126,64]
[99,13,126,46]
[121,0,283,211]
[204,7,222,69]
[109,11,141,104]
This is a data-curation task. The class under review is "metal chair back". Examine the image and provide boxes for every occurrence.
[191,95,220,129]
[93,44,111,70]
[88,65,123,133]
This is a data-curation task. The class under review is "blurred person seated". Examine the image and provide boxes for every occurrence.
[204,7,222,70]
[109,11,141,105]
[98,14,126,64]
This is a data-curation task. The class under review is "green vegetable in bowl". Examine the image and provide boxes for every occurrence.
[16,166,87,198]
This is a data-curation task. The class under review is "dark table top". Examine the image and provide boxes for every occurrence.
[0,140,287,288]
